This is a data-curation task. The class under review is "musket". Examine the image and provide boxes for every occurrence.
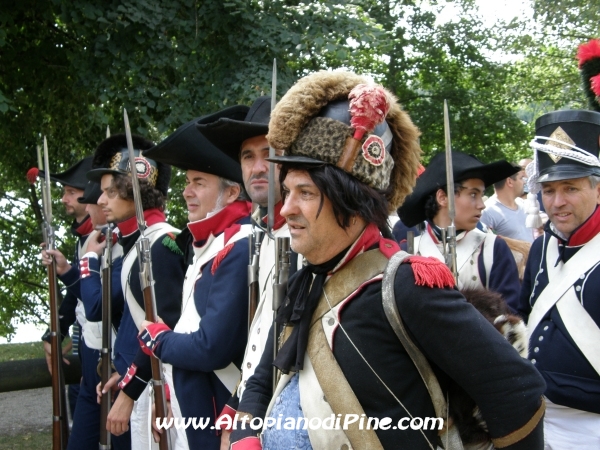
[272,237,291,394]
[266,58,277,239]
[123,109,171,450]
[248,228,264,332]
[406,230,415,255]
[39,138,69,450]
[443,100,458,282]
[99,224,114,450]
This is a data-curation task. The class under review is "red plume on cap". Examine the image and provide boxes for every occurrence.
[591,74,600,97]
[348,84,390,141]
[26,167,39,185]
[577,39,600,67]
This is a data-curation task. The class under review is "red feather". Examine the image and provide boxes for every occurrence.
[26,167,39,184]
[577,39,600,67]
[591,74,600,97]
[348,84,390,141]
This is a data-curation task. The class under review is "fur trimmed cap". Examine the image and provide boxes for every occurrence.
[86,134,171,196]
[266,71,421,211]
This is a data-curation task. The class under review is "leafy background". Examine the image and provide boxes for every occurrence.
[1,0,599,338]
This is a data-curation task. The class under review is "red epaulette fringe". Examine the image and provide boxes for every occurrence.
[211,243,234,275]
[405,255,455,289]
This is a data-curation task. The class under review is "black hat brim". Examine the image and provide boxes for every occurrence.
[144,116,244,183]
[265,155,324,165]
[196,119,269,162]
[399,152,519,227]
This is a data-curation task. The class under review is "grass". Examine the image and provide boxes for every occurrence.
[0,342,71,448]
[0,342,45,363]
[0,430,51,449]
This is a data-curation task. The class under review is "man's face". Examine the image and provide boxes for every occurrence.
[512,170,526,198]
[98,174,136,223]
[85,203,107,228]
[280,170,352,265]
[453,178,486,231]
[541,177,600,238]
[240,135,281,207]
[61,185,86,220]
[182,170,226,223]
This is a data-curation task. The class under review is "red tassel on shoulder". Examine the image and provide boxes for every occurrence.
[405,255,456,289]
[211,243,234,275]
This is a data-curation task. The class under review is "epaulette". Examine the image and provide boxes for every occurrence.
[211,243,234,275]
[161,233,183,256]
[404,255,455,289]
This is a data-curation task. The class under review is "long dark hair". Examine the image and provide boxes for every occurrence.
[280,163,391,237]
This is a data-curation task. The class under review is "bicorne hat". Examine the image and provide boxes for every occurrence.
[86,134,171,196]
[529,109,600,184]
[39,156,94,191]
[143,106,249,183]
[263,71,422,212]
[77,180,102,205]
[398,151,518,227]
[195,97,270,162]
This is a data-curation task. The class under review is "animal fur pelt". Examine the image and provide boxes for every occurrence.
[448,288,528,446]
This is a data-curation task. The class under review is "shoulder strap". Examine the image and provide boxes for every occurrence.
[121,223,180,327]
[306,249,389,450]
[483,233,496,289]
[382,251,464,450]
[527,232,600,337]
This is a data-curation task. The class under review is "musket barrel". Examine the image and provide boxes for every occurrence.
[100,225,113,449]
[41,137,69,450]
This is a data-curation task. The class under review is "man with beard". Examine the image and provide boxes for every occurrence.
[36,156,93,436]
[197,98,301,448]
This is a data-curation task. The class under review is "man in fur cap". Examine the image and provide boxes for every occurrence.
[85,135,185,450]
[398,151,522,311]
[229,71,545,450]
[196,97,302,447]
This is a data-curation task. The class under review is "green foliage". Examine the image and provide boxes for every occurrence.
[0,342,45,362]
[0,0,596,336]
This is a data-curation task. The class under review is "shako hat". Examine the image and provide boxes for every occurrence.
[77,180,102,205]
[195,97,269,162]
[86,134,170,196]
[529,110,600,183]
[38,156,94,190]
[264,71,422,212]
[144,107,249,183]
[399,151,518,227]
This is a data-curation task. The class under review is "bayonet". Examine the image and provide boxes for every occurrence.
[267,58,277,239]
[443,100,458,282]
[123,109,171,450]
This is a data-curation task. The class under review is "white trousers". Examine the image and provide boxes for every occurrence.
[544,398,600,450]
[130,365,188,450]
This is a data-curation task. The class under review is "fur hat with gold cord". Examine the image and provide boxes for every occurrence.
[266,71,422,212]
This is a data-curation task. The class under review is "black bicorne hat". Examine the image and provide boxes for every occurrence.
[195,97,269,162]
[86,134,171,196]
[143,106,250,183]
[530,110,600,183]
[398,151,518,227]
[39,156,94,190]
[77,180,102,204]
